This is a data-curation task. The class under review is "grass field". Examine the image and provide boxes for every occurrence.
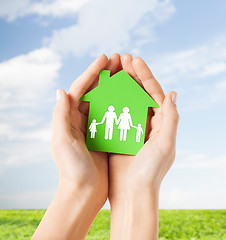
[0,209,225,239]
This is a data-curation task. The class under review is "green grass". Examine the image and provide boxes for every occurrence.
[0,209,225,239]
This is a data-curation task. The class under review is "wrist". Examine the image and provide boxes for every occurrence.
[33,175,106,240]
[109,175,160,204]
[109,184,160,208]
[58,176,108,207]
[110,185,159,240]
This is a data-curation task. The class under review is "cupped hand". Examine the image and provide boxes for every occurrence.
[108,54,179,201]
[51,54,121,204]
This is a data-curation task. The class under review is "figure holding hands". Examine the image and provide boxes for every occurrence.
[133,123,144,142]
[89,119,101,138]
[117,107,133,141]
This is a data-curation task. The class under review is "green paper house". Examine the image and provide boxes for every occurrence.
[80,70,159,155]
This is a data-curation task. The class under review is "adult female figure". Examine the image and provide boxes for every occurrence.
[117,107,133,141]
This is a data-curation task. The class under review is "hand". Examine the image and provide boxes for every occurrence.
[32,54,122,240]
[108,54,179,240]
[115,118,120,125]
[52,54,110,199]
[52,53,121,196]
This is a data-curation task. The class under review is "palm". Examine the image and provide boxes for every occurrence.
[55,54,121,188]
[108,54,175,196]
[52,89,108,189]
[52,55,115,193]
[70,97,108,181]
[109,110,167,191]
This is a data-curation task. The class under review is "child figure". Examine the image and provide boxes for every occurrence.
[89,119,98,139]
[133,123,143,142]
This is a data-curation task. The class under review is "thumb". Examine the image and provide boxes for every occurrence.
[159,91,179,151]
[52,89,71,142]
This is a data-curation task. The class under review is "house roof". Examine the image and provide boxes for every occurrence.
[80,70,159,108]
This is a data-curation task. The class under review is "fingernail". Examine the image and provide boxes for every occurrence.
[172,92,177,105]
[100,53,108,59]
[56,89,61,101]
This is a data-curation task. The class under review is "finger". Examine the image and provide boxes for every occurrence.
[145,107,154,141]
[78,101,89,115]
[79,111,88,136]
[106,53,121,75]
[52,89,72,142]
[78,53,121,115]
[116,55,123,72]
[120,54,156,142]
[68,54,108,106]
[121,53,142,86]
[159,92,179,152]
[121,54,154,138]
[148,111,162,139]
[132,57,165,111]
[86,53,121,93]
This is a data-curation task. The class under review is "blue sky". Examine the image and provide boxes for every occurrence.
[0,0,225,209]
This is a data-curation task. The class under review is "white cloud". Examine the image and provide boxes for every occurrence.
[0,190,55,209]
[151,37,226,84]
[0,138,52,174]
[47,0,175,57]
[0,122,51,142]
[160,187,226,209]
[0,0,175,57]
[0,47,60,173]
[0,0,29,21]
[209,79,226,104]
[0,127,50,174]
[159,150,226,209]
[0,47,61,109]
[29,0,90,17]
[0,0,90,21]
[174,152,226,169]
[150,36,226,111]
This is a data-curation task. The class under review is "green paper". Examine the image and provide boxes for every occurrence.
[80,70,159,155]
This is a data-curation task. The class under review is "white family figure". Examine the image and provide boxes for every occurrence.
[133,123,143,142]
[89,119,100,139]
[117,107,133,141]
[99,105,118,140]
[88,105,143,142]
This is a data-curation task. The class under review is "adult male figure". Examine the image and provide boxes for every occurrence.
[99,105,118,140]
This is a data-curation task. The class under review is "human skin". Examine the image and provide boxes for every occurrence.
[108,53,179,240]
[32,54,121,240]
[32,53,179,240]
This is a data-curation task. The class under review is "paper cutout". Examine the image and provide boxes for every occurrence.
[80,70,159,155]
[88,105,141,143]
[89,119,98,138]
[100,105,117,140]
[133,124,143,143]
[117,107,133,142]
